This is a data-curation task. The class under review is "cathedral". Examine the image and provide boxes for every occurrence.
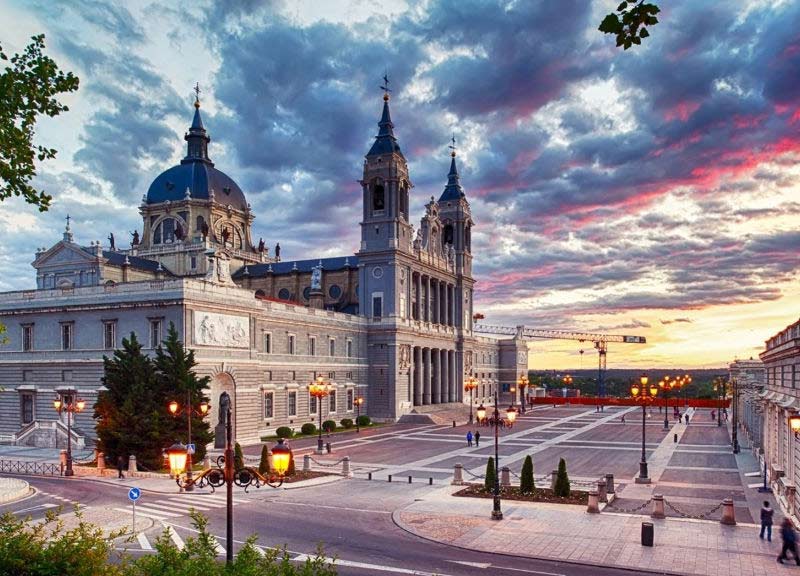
[0,87,527,448]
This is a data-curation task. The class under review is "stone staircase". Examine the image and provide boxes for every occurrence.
[399,403,473,425]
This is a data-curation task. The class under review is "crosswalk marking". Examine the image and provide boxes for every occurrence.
[167,526,185,550]
[113,506,182,520]
[137,533,152,551]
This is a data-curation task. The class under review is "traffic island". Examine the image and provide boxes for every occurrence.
[452,484,589,506]
[0,477,32,504]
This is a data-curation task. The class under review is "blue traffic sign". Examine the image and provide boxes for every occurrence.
[128,487,141,501]
[186,443,196,455]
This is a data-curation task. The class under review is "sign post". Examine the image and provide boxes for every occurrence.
[128,487,141,535]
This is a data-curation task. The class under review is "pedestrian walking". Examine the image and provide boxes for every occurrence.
[621,414,626,424]
[684,413,689,424]
[778,518,800,565]
[760,500,774,542]
[711,410,715,420]
[466,430,473,447]
[116,454,126,479]
[474,431,481,447]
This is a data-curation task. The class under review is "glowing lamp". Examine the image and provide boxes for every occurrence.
[639,373,649,386]
[53,398,62,412]
[75,399,86,412]
[649,384,658,397]
[789,413,800,434]
[630,384,641,397]
[168,400,179,414]
[355,397,364,406]
[658,380,665,389]
[166,442,188,477]
[506,406,517,423]
[476,403,487,421]
[199,402,209,415]
[270,438,291,476]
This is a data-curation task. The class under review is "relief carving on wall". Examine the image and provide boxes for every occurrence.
[399,344,411,370]
[464,351,473,375]
[194,311,249,348]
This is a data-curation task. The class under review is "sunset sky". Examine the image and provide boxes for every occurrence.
[0,0,798,369]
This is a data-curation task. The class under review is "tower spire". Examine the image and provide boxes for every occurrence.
[439,135,465,202]
[367,74,403,157]
[182,83,212,165]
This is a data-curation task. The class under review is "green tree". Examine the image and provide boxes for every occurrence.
[520,455,535,494]
[234,442,244,470]
[0,34,79,211]
[154,323,212,462]
[258,444,270,475]
[94,333,172,470]
[599,1,661,50]
[553,457,571,497]
[484,457,496,492]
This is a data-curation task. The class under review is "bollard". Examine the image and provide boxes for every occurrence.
[587,491,600,513]
[641,522,654,546]
[388,474,392,482]
[303,454,311,473]
[720,497,736,525]
[651,494,665,519]
[674,433,678,443]
[453,420,456,428]
[60,450,68,469]
[128,455,138,473]
[409,475,413,484]
[501,466,511,487]
[597,479,608,503]
[342,456,351,478]
[326,442,332,454]
[368,471,372,481]
[551,470,558,490]
[97,451,105,472]
[452,464,464,485]
[605,473,615,494]
[203,455,211,470]
[429,477,433,485]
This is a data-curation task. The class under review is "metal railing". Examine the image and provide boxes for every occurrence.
[0,459,61,476]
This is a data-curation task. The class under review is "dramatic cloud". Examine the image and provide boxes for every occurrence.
[0,0,798,367]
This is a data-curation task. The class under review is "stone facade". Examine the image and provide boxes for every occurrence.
[729,358,766,453]
[0,91,527,447]
[759,318,800,518]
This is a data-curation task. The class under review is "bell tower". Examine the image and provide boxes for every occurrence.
[359,77,413,254]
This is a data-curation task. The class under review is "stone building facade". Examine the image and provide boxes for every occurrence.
[759,318,800,518]
[0,90,527,448]
[729,358,765,454]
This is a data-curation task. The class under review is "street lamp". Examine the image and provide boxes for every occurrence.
[174,401,289,564]
[631,373,658,484]
[731,377,740,454]
[475,391,517,520]
[465,375,479,424]
[168,397,210,492]
[309,376,331,453]
[53,390,85,477]
[517,374,529,413]
[789,412,800,437]
[355,396,364,432]
[713,377,726,427]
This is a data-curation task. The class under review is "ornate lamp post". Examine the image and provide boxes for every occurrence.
[355,396,364,433]
[731,377,740,454]
[631,373,658,484]
[309,376,332,453]
[465,375,479,424]
[713,377,726,427]
[168,397,209,491]
[517,374,529,414]
[475,392,516,520]
[53,391,85,477]
[173,401,290,565]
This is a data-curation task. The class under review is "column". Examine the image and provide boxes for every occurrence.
[413,347,422,406]
[450,285,455,326]
[423,348,432,404]
[450,351,457,401]
[431,280,438,324]
[441,350,446,402]
[425,276,431,322]
[432,349,440,404]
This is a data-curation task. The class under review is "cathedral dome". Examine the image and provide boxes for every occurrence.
[145,97,248,212]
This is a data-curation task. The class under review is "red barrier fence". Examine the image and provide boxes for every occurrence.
[531,397,730,408]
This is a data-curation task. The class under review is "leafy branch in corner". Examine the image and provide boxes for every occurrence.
[599,1,661,50]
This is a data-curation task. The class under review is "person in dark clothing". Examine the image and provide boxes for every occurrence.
[760,501,774,541]
[116,454,126,479]
[466,431,473,447]
[474,431,481,447]
[778,518,800,565]
[684,413,689,424]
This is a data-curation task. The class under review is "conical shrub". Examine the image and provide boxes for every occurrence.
[520,455,534,494]
[484,456,496,492]
[258,444,270,475]
[553,457,570,497]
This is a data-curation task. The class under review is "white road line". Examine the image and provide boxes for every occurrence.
[296,554,450,576]
[499,567,565,576]
[136,533,152,551]
[112,507,180,520]
[167,526,185,550]
[265,500,392,514]
[136,501,204,513]
[14,503,59,514]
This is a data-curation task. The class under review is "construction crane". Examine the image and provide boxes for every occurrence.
[473,324,647,405]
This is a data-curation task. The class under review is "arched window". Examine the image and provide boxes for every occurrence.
[196,215,205,232]
[372,184,385,213]
[255,289,266,299]
[443,224,454,245]
[278,288,291,300]
[153,218,177,245]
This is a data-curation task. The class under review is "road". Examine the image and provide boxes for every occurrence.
[0,475,660,576]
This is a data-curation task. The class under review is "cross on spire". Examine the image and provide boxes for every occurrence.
[193,82,201,108]
[65,214,71,230]
[380,72,391,101]
[449,133,457,157]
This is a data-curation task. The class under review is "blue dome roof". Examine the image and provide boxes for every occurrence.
[145,100,248,211]
[146,162,247,210]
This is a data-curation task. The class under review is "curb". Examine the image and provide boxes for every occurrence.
[0,478,32,504]
[390,505,727,576]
